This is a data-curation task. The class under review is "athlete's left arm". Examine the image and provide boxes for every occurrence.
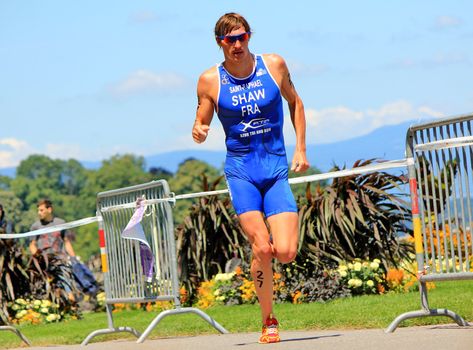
[267,54,309,173]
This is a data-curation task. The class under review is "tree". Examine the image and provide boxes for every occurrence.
[11,155,89,212]
[169,158,222,225]
[149,166,173,181]
[91,154,153,192]
[0,191,23,233]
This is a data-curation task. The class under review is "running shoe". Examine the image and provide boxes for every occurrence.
[258,314,280,344]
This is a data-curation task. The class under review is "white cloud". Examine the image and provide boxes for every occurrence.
[388,52,469,70]
[130,11,159,23]
[0,138,35,168]
[0,139,138,169]
[434,16,463,30]
[286,59,329,76]
[108,70,188,96]
[285,100,444,145]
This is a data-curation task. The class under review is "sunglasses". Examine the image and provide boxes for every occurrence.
[218,32,251,44]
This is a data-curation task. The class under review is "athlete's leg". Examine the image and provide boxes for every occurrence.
[267,212,299,263]
[238,210,274,322]
[263,178,299,263]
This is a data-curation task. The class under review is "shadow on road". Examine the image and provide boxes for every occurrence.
[234,333,341,346]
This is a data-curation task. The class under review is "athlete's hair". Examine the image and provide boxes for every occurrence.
[37,199,53,209]
[214,12,251,40]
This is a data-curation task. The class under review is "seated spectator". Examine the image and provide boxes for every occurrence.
[29,199,75,257]
[29,199,97,299]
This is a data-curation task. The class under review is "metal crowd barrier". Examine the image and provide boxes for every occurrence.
[387,113,473,332]
[0,326,31,346]
[81,180,228,345]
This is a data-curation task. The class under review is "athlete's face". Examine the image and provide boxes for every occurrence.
[218,26,251,63]
[37,204,53,221]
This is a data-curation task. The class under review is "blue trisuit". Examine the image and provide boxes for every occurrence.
[216,54,297,217]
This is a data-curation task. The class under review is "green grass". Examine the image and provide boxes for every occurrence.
[1,280,472,349]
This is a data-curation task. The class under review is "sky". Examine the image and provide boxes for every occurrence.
[1,1,472,169]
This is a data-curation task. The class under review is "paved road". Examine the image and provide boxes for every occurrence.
[7,324,473,350]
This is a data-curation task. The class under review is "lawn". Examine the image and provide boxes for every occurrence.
[0,280,472,349]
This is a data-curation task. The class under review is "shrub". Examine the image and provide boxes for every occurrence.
[275,258,350,303]
[176,174,250,303]
[195,259,350,308]
[0,238,81,324]
[298,159,414,270]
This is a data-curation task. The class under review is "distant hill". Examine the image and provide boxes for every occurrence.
[309,120,410,172]
[0,120,414,177]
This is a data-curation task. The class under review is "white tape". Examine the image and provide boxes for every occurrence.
[288,159,409,185]
[415,136,473,152]
[0,216,101,239]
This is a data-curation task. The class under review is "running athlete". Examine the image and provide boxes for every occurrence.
[192,13,309,344]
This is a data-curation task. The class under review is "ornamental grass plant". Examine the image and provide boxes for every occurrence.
[0,239,81,326]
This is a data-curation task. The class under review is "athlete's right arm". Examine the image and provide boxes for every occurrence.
[192,70,216,144]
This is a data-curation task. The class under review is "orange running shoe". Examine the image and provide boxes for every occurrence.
[258,315,280,344]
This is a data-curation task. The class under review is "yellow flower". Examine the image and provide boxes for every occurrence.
[46,314,61,322]
[366,280,374,287]
[15,310,27,319]
[214,272,235,282]
[354,262,362,271]
[370,262,379,270]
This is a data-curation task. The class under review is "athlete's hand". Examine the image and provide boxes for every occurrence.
[192,123,210,144]
[291,152,309,173]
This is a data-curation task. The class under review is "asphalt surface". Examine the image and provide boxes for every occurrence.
[6,324,473,350]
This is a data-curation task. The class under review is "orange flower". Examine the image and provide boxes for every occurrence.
[386,268,404,289]
[291,291,304,304]
[180,286,188,304]
[196,280,216,309]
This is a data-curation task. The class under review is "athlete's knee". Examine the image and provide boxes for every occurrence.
[252,242,273,264]
[274,247,297,264]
